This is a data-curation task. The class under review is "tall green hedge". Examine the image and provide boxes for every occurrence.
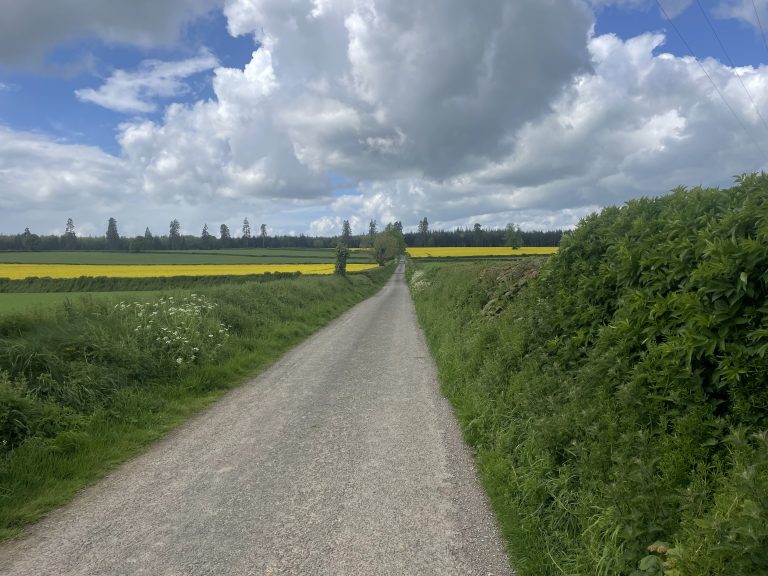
[410,174,768,575]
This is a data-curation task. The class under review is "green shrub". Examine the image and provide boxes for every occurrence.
[410,174,768,575]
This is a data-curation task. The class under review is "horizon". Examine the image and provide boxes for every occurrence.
[0,217,566,239]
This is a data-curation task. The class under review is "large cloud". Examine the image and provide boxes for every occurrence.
[223,0,594,180]
[311,31,768,232]
[110,0,594,207]
[70,0,591,232]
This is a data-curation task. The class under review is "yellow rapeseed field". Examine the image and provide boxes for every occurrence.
[406,246,558,258]
[0,263,379,280]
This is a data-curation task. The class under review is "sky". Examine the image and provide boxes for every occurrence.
[2,0,768,238]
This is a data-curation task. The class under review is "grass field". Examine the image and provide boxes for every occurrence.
[406,246,558,258]
[0,291,163,314]
[0,263,378,280]
[0,248,372,265]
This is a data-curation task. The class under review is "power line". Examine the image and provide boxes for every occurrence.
[695,0,768,139]
[751,0,768,56]
[655,0,768,163]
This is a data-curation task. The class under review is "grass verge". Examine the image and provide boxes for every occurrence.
[0,265,393,540]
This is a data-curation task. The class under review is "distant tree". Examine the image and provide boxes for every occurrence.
[21,227,40,251]
[201,224,213,248]
[144,227,153,240]
[384,221,405,245]
[341,220,352,245]
[106,217,120,250]
[169,219,181,249]
[260,223,268,248]
[62,218,78,249]
[220,224,231,248]
[373,222,405,265]
[472,222,483,247]
[505,223,523,249]
[368,219,377,238]
[372,232,399,265]
[241,218,251,247]
[129,236,146,252]
[417,217,429,246]
[334,242,349,275]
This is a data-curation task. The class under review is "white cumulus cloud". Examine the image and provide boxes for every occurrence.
[75,50,219,114]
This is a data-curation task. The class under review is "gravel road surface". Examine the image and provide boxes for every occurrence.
[0,260,512,575]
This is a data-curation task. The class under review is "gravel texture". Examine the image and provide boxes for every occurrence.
[0,260,513,575]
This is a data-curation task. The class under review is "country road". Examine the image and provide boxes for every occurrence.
[0,260,512,576]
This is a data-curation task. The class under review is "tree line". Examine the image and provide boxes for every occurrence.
[0,216,564,252]
[404,218,563,247]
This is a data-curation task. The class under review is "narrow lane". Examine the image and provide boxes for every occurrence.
[0,260,512,575]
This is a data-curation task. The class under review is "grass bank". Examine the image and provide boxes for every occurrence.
[409,175,767,575]
[0,265,393,540]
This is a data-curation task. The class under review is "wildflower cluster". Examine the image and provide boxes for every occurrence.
[113,294,230,368]
[409,269,430,294]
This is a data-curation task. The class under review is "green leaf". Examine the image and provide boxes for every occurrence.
[639,555,663,571]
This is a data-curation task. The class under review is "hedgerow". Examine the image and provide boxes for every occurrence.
[410,174,768,575]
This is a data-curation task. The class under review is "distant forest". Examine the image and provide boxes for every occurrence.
[0,217,564,251]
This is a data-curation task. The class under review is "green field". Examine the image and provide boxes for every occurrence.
[0,248,372,265]
[0,291,165,314]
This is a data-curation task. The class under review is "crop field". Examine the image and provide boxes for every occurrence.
[406,246,558,258]
[0,263,378,280]
[0,248,372,265]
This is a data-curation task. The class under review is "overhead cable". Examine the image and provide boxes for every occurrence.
[751,0,768,56]
[656,0,768,163]
[695,0,768,139]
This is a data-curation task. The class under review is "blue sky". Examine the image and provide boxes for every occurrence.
[0,10,254,154]
[596,1,768,66]
[1,0,768,237]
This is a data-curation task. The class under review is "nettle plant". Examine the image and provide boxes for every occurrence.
[113,294,230,368]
